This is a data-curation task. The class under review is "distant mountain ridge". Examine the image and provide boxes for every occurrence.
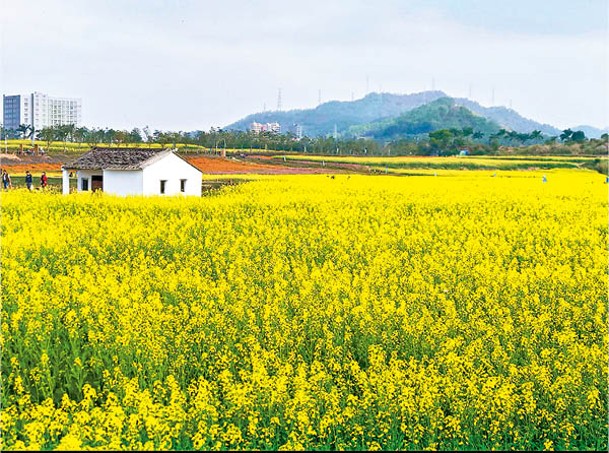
[450,98,561,136]
[570,125,609,139]
[225,90,603,139]
[225,91,448,137]
[349,98,501,139]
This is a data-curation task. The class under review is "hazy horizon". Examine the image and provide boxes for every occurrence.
[1,0,607,131]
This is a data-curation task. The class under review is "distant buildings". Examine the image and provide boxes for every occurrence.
[249,121,304,138]
[3,91,82,132]
[291,124,303,140]
[250,121,281,134]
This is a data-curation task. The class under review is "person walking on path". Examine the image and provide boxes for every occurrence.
[25,171,33,190]
[40,172,48,188]
[2,169,12,189]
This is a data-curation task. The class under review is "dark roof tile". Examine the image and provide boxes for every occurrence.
[63,147,171,170]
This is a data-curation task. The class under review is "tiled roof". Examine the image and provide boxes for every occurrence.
[63,147,172,170]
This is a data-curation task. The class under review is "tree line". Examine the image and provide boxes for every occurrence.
[1,123,606,156]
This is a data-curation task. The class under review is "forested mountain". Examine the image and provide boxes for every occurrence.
[225,90,601,139]
[224,91,447,137]
[349,98,501,139]
[450,99,561,136]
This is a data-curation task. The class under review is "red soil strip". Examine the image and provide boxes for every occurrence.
[0,153,362,176]
[1,163,63,173]
[184,156,341,174]
[1,154,65,173]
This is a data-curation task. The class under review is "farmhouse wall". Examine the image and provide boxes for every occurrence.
[103,170,144,196]
[142,153,202,196]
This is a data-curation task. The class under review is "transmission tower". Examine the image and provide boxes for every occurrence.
[277,88,282,111]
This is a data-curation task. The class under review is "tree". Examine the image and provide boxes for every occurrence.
[169,131,182,149]
[1,124,15,140]
[85,128,102,148]
[570,130,586,143]
[115,130,128,147]
[461,127,474,138]
[429,129,454,154]
[489,129,507,145]
[73,127,88,149]
[17,124,33,140]
[38,126,56,152]
[560,129,573,142]
[601,133,609,152]
[129,128,143,145]
[505,130,521,145]
[54,124,74,151]
[529,130,543,142]
[104,128,117,146]
[153,130,170,148]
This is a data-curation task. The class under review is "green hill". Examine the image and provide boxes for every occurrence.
[349,98,501,139]
[225,90,589,139]
[224,91,447,137]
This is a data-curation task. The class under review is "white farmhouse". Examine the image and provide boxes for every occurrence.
[62,147,202,196]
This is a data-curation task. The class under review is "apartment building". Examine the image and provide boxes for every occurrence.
[250,121,281,134]
[3,92,82,132]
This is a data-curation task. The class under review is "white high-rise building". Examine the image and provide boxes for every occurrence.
[3,92,82,133]
[250,121,281,134]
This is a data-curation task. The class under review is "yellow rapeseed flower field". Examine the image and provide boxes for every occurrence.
[1,170,606,450]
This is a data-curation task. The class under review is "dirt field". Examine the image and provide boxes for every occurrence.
[0,154,64,174]
[0,153,366,176]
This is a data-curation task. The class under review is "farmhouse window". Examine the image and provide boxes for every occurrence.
[160,180,167,194]
[180,179,187,192]
[81,178,89,191]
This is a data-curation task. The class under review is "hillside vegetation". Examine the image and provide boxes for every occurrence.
[225,91,448,137]
[349,98,500,139]
[223,90,604,139]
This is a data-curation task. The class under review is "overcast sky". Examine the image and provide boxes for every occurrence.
[1,0,607,131]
